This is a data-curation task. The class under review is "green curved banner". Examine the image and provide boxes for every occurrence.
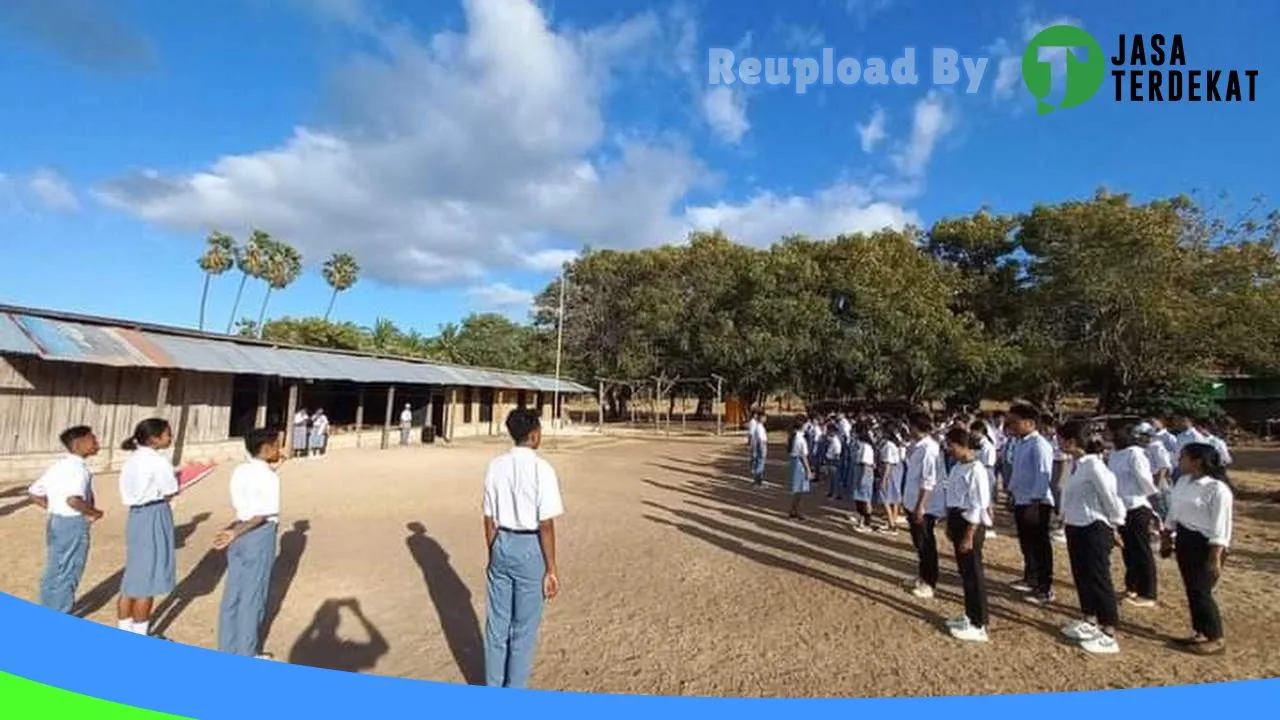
[0,671,187,718]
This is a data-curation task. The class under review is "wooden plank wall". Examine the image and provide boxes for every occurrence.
[0,354,233,455]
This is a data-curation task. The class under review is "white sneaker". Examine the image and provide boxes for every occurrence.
[950,625,989,643]
[1125,596,1158,609]
[1010,580,1033,593]
[852,523,872,534]
[911,583,935,599]
[1062,620,1102,642]
[1080,634,1120,655]
[1052,529,1067,544]
[946,616,970,630]
[984,529,997,540]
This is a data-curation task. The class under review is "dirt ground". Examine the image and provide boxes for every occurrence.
[1,435,1278,697]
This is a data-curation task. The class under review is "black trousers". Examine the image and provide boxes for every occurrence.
[947,509,989,628]
[1014,503,1054,593]
[1120,506,1159,600]
[1065,521,1119,627]
[1175,525,1225,640]
[908,511,939,588]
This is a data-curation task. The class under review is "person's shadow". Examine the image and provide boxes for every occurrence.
[260,520,310,650]
[73,512,213,617]
[405,522,484,685]
[288,598,388,673]
[150,549,228,638]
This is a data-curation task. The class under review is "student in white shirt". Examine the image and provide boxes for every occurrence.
[214,428,284,659]
[1108,423,1161,608]
[902,412,942,599]
[850,424,877,532]
[969,420,999,540]
[941,427,993,643]
[1150,418,1179,457]
[787,417,814,521]
[1196,421,1233,467]
[749,411,769,487]
[117,418,179,637]
[821,423,843,497]
[29,426,104,614]
[309,409,330,456]
[1161,442,1234,656]
[482,409,565,689]
[399,403,414,446]
[1136,423,1174,520]
[291,408,311,457]
[1056,420,1127,655]
[874,429,903,535]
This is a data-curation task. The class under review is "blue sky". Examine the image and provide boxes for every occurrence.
[1,0,1277,337]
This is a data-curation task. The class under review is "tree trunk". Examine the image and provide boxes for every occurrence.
[324,289,338,321]
[198,274,211,331]
[695,394,711,418]
[227,272,249,333]
[256,288,273,338]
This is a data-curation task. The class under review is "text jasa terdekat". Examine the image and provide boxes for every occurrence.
[1111,34,1258,103]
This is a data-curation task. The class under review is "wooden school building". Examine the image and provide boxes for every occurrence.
[0,304,593,482]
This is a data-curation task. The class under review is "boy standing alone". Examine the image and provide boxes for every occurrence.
[29,426,104,613]
[483,409,564,689]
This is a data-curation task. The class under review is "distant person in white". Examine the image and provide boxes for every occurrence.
[1057,420,1127,656]
[902,412,942,600]
[28,425,104,613]
[116,418,179,637]
[482,408,564,689]
[292,408,311,457]
[214,428,284,659]
[310,409,330,456]
[1161,442,1234,656]
[400,403,414,446]
[1136,422,1174,520]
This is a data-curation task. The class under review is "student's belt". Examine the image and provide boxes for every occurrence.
[130,498,168,509]
[499,528,540,535]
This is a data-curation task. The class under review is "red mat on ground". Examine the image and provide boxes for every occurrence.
[177,463,216,492]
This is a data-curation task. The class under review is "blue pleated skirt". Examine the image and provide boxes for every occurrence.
[789,457,811,494]
[852,463,875,503]
[122,502,176,598]
[874,464,902,505]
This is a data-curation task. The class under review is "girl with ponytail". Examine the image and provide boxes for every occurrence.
[116,418,178,637]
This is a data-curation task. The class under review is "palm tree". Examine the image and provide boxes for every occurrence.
[227,230,271,333]
[367,318,400,353]
[255,239,303,337]
[322,252,361,321]
[196,231,235,331]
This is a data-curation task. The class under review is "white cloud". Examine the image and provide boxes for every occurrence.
[841,0,896,28]
[991,15,1083,99]
[28,169,80,212]
[778,24,825,51]
[468,282,534,310]
[702,86,749,144]
[96,0,942,286]
[892,92,956,177]
[856,106,887,153]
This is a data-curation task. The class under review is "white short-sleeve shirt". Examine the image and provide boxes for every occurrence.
[879,441,901,466]
[29,455,93,517]
[482,447,564,532]
[229,459,281,523]
[856,440,875,465]
[825,435,843,461]
[1166,475,1233,547]
[790,434,809,458]
[118,447,178,507]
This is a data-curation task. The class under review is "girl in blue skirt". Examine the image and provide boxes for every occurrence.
[851,424,877,532]
[787,417,814,521]
[117,418,179,637]
[875,428,904,535]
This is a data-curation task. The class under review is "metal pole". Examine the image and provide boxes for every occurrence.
[552,270,567,439]
[714,375,723,436]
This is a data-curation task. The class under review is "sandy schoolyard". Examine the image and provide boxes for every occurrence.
[1,434,1278,697]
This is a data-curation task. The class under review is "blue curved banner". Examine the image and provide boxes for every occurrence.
[2,592,1276,717]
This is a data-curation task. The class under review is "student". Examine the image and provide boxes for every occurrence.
[212,428,284,659]
[1150,418,1179,458]
[1108,423,1160,608]
[1197,421,1233,467]
[400,403,414,446]
[1004,403,1056,604]
[1045,414,1069,546]
[902,412,942,599]
[941,427,992,643]
[1137,422,1174,520]
[482,409,565,688]
[787,417,814,521]
[749,411,768,487]
[28,426,104,613]
[1161,443,1233,656]
[804,414,822,473]
[875,428,903,535]
[969,420,998,540]
[310,409,330,457]
[1056,419,1127,655]
[1168,415,1208,455]
[291,408,311,458]
[117,418,179,636]
[850,425,877,532]
[822,423,843,497]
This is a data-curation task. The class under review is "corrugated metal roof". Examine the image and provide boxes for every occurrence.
[0,307,592,393]
[0,314,40,355]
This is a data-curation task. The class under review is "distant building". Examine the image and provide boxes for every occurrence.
[1213,373,1280,436]
[0,304,591,482]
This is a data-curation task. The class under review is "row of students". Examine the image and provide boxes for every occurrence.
[30,418,284,659]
